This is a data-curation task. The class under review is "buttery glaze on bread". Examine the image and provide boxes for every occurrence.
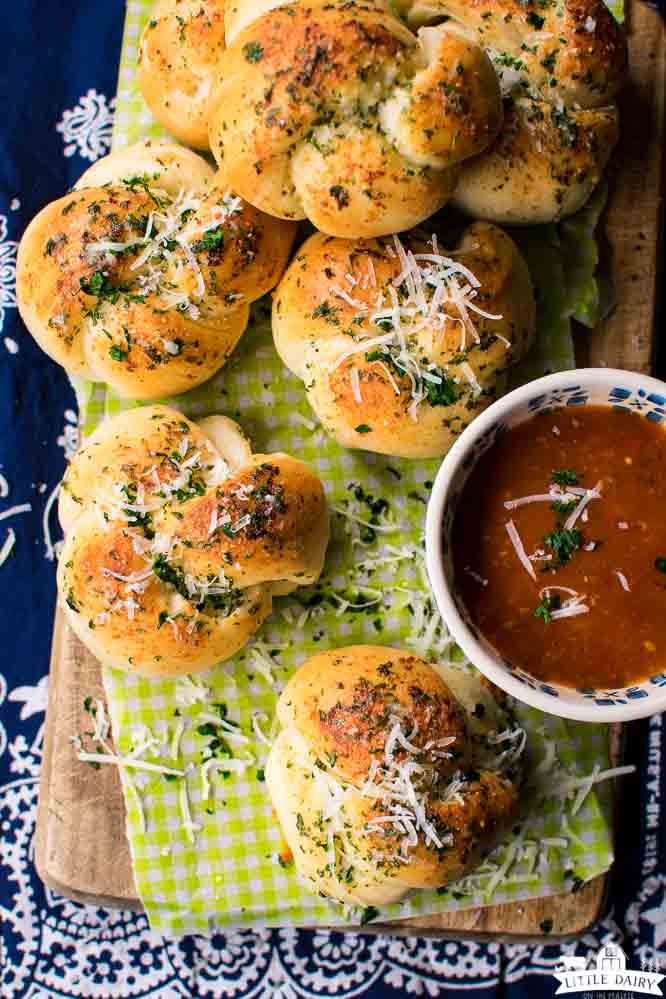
[452,99,619,225]
[396,0,626,223]
[272,221,535,459]
[58,405,329,676]
[16,141,295,399]
[138,0,226,150]
[266,646,523,906]
[208,0,503,236]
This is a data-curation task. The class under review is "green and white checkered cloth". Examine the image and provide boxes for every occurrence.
[73,0,621,934]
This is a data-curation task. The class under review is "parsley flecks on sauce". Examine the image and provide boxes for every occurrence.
[550,499,577,514]
[243,41,264,62]
[544,528,582,565]
[526,11,545,28]
[551,469,579,487]
[355,424,372,434]
[655,557,666,573]
[533,594,562,623]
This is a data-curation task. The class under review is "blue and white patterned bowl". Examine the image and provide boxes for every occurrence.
[425,368,666,723]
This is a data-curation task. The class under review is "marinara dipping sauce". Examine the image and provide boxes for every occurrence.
[453,405,666,689]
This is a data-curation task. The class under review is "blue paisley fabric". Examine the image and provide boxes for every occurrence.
[1,2,665,996]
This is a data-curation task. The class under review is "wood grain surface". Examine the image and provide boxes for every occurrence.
[35,0,665,941]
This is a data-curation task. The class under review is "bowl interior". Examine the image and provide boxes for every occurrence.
[431,372,666,720]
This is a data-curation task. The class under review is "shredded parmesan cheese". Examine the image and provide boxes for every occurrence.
[563,482,602,531]
[76,751,185,777]
[505,520,536,581]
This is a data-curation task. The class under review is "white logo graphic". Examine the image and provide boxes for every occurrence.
[553,944,664,995]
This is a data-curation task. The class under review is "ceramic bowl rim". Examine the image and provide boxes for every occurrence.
[425,367,666,723]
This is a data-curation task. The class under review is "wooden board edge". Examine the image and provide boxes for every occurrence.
[34,611,63,893]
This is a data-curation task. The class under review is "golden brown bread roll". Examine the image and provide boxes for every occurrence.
[451,99,619,225]
[74,139,215,194]
[138,0,226,150]
[272,221,535,458]
[397,0,626,109]
[16,141,295,399]
[58,405,330,676]
[395,0,626,223]
[266,646,523,906]
[208,1,503,236]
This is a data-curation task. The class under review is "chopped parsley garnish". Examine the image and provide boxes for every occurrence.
[551,469,579,487]
[192,226,224,254]
[360,906,380,925]
[550,499,577,514]
[109,344,128,362]
[120,173,168,208]
[655,557,666,573]
[80,270,116,299]
[424,369,458,407]
[66,589,79,612]
[544,528,582,565]
[151,555,243,615]
[79,270,145,322]
[494,52,527,71]
[312,301,337,319]
[243,41,264,62]
[552,108,579,149]
[44,236,64,257]
[329,184,350,208]
[534,594,562,623]
[527,11,545,28]
[355,424,372,434]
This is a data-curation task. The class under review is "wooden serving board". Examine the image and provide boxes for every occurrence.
[35,0,664,941]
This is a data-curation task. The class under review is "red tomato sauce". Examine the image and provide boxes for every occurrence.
[452,405,666,689]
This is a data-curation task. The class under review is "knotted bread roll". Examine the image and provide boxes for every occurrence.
[266,646,523,906]
[208,0,503,236]
[17,141,295,399]
[58,405,329,676]
[272,221,535,458]
[394,0,626,223]
[138,0,226,150]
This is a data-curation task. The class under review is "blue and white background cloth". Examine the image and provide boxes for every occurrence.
[1,2,665,995]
